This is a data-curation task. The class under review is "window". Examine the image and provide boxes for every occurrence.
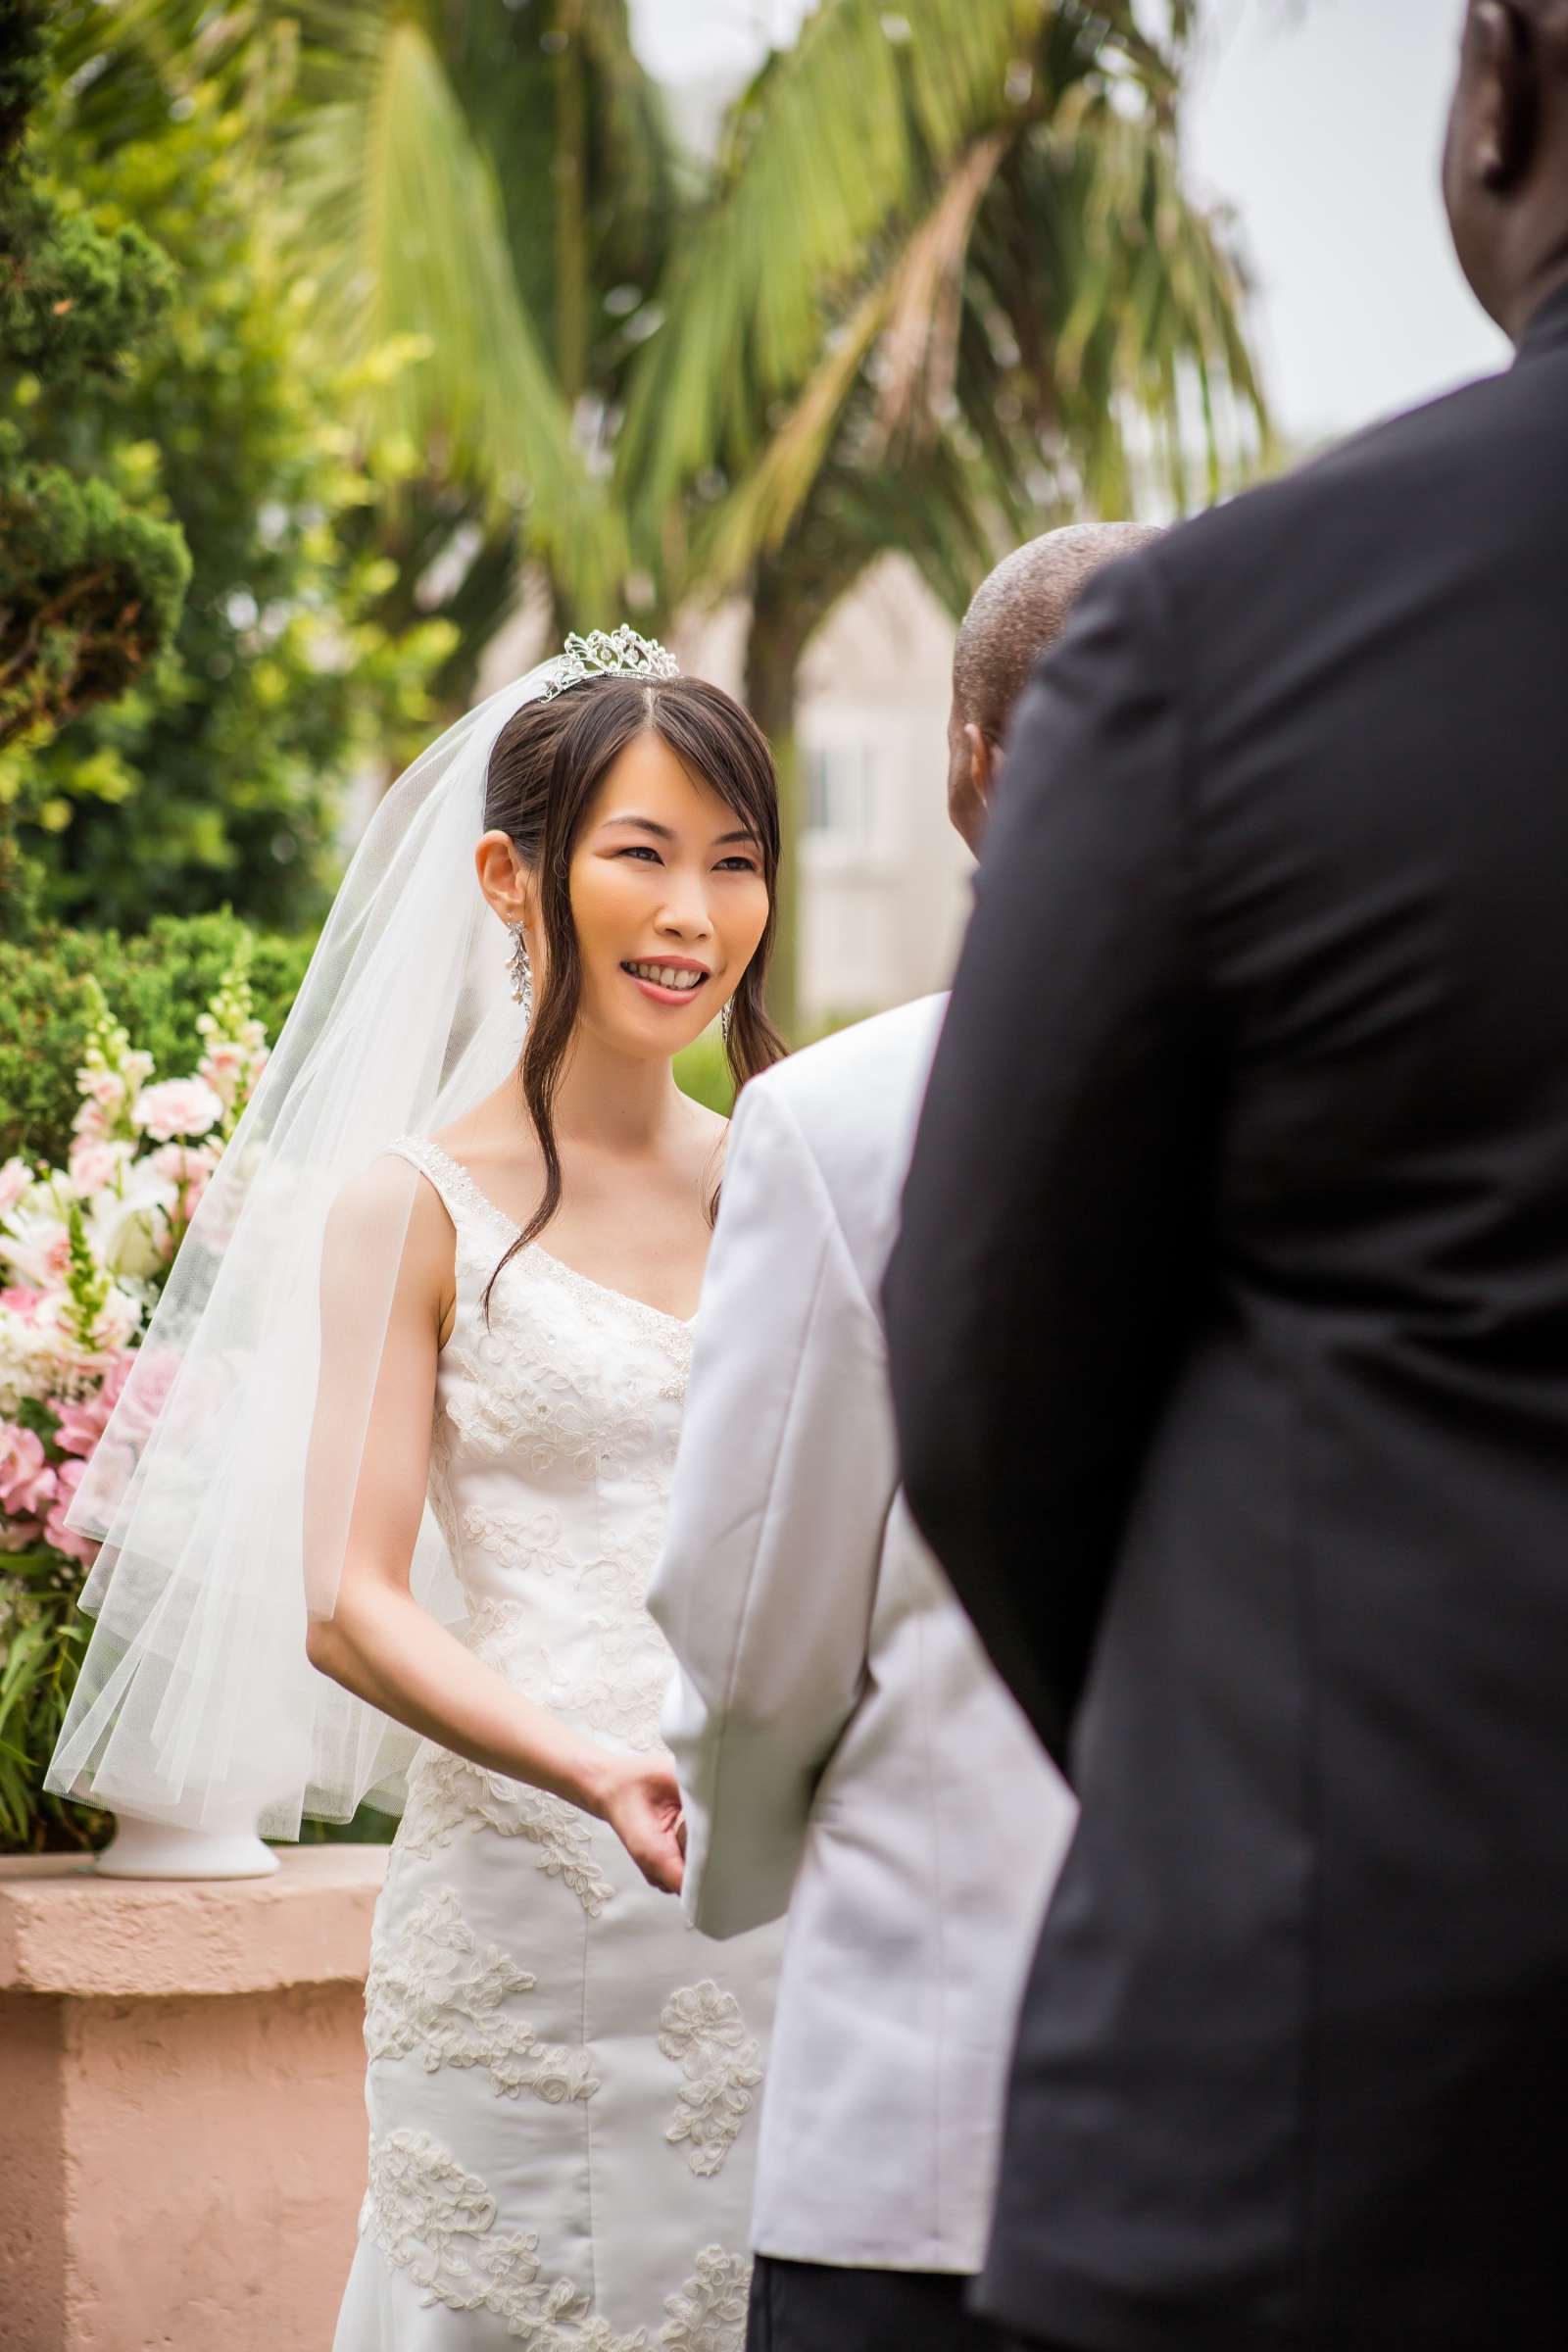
[804,740,877,845]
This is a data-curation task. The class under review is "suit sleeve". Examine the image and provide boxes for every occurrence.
[647,1077,898,1939]
[884,553,1210,1772]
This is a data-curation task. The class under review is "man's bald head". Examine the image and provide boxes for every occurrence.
[947,521,1162,853]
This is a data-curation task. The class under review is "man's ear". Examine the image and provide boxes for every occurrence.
[964,722,997,810]
[1468,0,1537,191]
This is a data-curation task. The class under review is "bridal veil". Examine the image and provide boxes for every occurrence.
[47,660,565,1837]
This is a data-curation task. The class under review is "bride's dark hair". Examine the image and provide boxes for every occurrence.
[480,672,785,1307]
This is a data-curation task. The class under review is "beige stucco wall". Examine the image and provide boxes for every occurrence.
[0,1847,386,2352]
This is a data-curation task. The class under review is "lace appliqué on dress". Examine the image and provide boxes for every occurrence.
[394,1135,690,1485]
[658,1983,763,2179]
[398,1746,615,1917]
[657,2247,752,2352]
[362,2129,644,2350]
[454,1533,673,1758]
[363,2128,750,2349]
[461,1501,577,1581]
[366,1888,600,2105]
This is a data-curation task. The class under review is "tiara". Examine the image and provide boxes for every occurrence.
[538,625,681,703]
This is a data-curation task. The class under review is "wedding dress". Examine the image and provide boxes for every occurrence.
[333,1135,780,2352]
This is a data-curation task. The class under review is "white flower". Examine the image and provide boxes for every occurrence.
[131,1078,223,1144]
[32,1281,141,1367]
[88,1168,177,1281]
[0,1157,32,1217]
[0,1200,73,1292]
[90,1283,143,1352]
[0,1310,43,1417]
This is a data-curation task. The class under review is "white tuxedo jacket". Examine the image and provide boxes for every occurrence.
[648,996,1075,2274]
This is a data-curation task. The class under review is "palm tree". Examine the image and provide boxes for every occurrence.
[617,0,1265,1027]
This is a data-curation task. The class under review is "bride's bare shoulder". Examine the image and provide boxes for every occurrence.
[322,1151,455,1287]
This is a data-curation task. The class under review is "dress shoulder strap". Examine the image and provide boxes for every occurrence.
[384,1136,517,1246]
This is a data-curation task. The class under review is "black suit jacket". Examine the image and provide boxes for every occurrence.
[885,287,1568,2351]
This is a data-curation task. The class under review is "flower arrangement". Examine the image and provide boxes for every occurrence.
[0,946,270,1849]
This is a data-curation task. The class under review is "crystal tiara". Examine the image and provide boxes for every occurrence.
[538,625,681,703]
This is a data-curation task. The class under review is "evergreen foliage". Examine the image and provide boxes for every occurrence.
[0,3,189,780]
[7,78,455,932]
[0,912,315,1168]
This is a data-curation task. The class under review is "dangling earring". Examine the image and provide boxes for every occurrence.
[721,998,734,1049]
[508,922,533,1026]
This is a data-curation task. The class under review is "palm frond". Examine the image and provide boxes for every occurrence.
[615,0,1043,513]
[870,128,1012,449]
[283,16,622,609]
[691,124,1013,596]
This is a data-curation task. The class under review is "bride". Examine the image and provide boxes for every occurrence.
[48,629,787,2350]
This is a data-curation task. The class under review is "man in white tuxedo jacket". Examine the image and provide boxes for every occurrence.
[647,523,1160,2352]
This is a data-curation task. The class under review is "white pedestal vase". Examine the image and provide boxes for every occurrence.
[95,1810,280,1881]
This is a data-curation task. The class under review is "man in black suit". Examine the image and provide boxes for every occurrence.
[884,8,1568,2347]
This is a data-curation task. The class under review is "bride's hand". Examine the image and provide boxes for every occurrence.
[593,1751,686,1894]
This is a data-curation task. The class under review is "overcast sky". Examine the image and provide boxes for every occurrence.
[626,0,1510,448]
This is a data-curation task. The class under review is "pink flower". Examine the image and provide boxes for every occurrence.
[44,1457,96,1568]
[0,1517,42,1553]
[68,1138,134,1198]
[132,1079,223,1145]
[51,1352,136,1458]
[0,1157,31,1216]
[125,1346,175,1425]
[147,1141,220,1221]
[199,1042,246,1089]
[1,1286,43,1321]
[0,1424,58,1518]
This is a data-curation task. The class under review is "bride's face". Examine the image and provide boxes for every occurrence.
[566,730,769,1058]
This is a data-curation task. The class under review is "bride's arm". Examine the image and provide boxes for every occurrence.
[303,1161,683,1886]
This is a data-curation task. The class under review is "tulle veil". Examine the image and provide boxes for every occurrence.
[47,659,566,1838]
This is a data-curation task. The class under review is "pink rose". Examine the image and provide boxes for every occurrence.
[44,1457,96,1568]
[0,1157,31,1216]
[0,1425,58,1518]
[132,1079,223,1145]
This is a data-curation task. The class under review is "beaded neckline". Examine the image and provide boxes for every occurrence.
[392,1135,698,1349]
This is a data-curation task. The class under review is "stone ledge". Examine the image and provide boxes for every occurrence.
[0,1844,387,1998]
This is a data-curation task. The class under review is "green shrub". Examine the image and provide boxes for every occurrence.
[0,909,314,1166]
[672,1027,733,1116]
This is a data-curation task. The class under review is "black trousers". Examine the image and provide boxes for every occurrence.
[746,2255,1005,2351]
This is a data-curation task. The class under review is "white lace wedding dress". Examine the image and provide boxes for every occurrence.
[333,1137,780,2352]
